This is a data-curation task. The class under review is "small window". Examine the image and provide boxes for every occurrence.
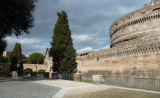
[97,58,99,61]
[142,12,146,14]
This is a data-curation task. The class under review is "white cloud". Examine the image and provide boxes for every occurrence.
[77,47,93,54]
[77,45,110,54]
[5,0,150,54]
[95,45,110,51]
[24,44,48,55]
[6,37,40,45]
[6,37,49,55]
[72,32,109,49]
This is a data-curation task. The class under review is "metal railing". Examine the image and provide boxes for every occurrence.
[61,74,74,80]
[81,75,160,91]
[102,76,160,91]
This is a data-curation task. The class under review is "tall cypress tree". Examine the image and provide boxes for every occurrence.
[11,43,23,75]
[13,43,22,60]
[50,11,77,74]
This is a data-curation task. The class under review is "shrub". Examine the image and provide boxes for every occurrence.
[38,69,45,74]
[24,68,32,75]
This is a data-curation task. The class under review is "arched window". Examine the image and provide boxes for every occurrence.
[153,8,160,11]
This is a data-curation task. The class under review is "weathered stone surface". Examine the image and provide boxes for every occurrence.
[12,71,18,78]
[92,75,103,84]
[76,0,160,79]
[110,3,160,48]
[74,73,81,82]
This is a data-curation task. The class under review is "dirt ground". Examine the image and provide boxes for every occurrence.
[33,79,160,98]
[63,88,160,98]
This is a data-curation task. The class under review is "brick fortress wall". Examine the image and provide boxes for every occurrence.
[76,1,160,79]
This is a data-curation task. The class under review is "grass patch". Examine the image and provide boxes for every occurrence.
[64,88,160,98]
[81,80,92,83]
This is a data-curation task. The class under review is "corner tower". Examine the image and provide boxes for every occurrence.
[110,0,160,48]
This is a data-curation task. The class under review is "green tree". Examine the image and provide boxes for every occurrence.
[10,52,18,71]
[50,11,77,74]
[0,0,37,39]
[0,39,7,62]
[29,53,44,64]
[11,43,23,75]
[13,43,22,60]
[0,0,36,60]
[24,68,32,75]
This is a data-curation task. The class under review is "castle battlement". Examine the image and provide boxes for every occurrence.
[80,42,160,61]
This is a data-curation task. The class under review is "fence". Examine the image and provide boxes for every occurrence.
[81,75,160,91]
[61,74,74,80]
[81,75,92,82]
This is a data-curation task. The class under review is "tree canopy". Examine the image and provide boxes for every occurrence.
[0,0,37,39]
[50,11,77,74]
[29,52,44,64]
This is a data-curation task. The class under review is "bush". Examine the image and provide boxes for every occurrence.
[43,72,49,78]
[38,69,45,74]
[24,68,32,75]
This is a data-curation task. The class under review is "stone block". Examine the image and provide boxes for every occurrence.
[92,75,102,84]
[12,71,18,78]
[49,72,52,78]
[74,73,81,82]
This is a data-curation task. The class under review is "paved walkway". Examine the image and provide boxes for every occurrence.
[0,77,61,98]
[0,77,160,98]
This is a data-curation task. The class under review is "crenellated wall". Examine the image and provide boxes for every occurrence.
[81,43,160,61]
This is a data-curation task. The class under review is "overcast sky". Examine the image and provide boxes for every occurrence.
[6,0,150,55]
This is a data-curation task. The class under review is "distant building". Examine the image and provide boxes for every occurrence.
[24,54,29,58]
[43,48,53,72]
[2,51,9,57]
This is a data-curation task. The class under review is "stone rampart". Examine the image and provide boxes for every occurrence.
[77,1,160,79]
[77,50,160,79]
[78,43,160,61]
[110,4,160,48]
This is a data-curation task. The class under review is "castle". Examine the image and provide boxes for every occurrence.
[76,0,160,78]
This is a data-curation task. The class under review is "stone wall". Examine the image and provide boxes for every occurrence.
[23,64,45,72]
[77,51,160,79]
[110,4,160,48]
[77,1,160,79]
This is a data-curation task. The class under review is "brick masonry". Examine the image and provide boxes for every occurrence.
[76,0,160,79]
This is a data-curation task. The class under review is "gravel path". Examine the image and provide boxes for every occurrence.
[34,79,160,98]
[34,79,103,98]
